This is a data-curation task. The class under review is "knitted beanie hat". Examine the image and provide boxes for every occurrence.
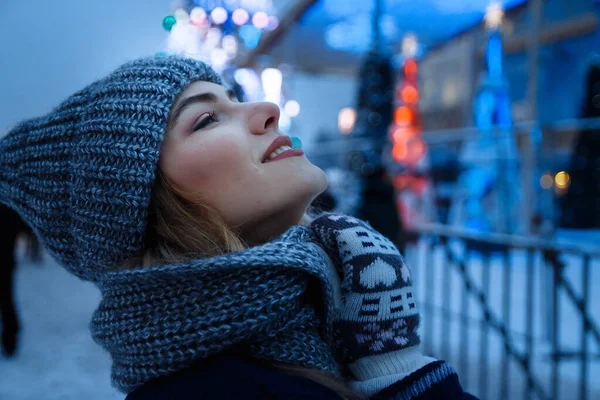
[0,56,223,282]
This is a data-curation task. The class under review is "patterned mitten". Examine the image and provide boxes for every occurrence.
[311,214,434,395]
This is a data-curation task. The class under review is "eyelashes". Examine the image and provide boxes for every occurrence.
[192,111,218,131]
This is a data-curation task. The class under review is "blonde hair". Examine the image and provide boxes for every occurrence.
[139,170,246,266]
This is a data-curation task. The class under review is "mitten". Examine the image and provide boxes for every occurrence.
[311,214,434,395]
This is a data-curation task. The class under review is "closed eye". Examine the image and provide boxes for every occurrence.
[192,111,218,131]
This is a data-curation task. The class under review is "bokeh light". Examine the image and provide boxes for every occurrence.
[540,173,553,189]
[190,7,207,27]
[174,8,189,22]
[401,85,419,104]
[284,100,300,117]
[162,15,177,32]
[267,16,279,31]
[261,68,282,105]
[210,7,228,25]
[338,107,356,134]
[232,8,250,25]
[222,35,238,58]
[404,59,418,80]
[394,106,414,125]
[392,143,408,162]
[554,171,570,189]
[252,12,269,29]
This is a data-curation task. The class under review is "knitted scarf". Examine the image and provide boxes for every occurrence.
[89,226,342,393]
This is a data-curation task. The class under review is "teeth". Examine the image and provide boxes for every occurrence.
[268,145,292,160]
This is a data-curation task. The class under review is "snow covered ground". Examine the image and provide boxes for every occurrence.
[0,251,122,400]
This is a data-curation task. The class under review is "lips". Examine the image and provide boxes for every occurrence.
[261,136,293,163]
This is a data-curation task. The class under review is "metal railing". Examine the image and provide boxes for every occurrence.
[404,224,600,400]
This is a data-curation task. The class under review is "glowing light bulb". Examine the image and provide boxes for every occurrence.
[174,8,189,22]
[554,171,570,189]
[190,7,207,27]
[402,33,418,58]
[261,68,282,105]
[266,16,279,31]
[540,173,553,189]
[211,7,228,25]
[485,2,504,29]
[163,15,177,32]
[338,107,356,134]
[252,11,269,29]
[205,28,222,49]
[222,35,238,58]
[211,48,228,70]
[235,68,262,100]
[232,8,249,25]
[284,100,300,117]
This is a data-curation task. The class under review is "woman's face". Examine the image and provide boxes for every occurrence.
[160,81,327,243]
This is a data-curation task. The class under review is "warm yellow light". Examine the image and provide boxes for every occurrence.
[540,173,553,189]
[402,33,418,58]
[554,171,570,189]
[338,107,356,134]
[485,2,504,29]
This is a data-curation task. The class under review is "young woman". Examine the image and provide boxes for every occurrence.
[0,56,476,399]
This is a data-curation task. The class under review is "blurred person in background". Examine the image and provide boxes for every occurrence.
[0,204,41,357]
[560,55,600,230]
[0,56,475,399]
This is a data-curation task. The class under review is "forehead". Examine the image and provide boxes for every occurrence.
[176,80,228,103]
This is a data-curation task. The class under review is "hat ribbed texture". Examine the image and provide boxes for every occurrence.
[0,56,222,281]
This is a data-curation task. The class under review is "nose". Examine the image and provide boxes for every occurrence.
[247,102,280,135]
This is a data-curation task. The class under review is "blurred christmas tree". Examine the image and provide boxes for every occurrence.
[560,57,600,229]
[350,49,394,172]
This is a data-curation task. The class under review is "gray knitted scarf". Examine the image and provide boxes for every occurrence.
[90,225,342,393]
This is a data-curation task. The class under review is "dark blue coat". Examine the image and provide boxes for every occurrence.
[126,353,478,400]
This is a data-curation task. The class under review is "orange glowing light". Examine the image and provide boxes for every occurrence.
[404,59,418,79]
[394,106,414,125]
[412,139,427,158]
[392,143,408,162]
[392,126,416,143]
[393,175,409,190]
[401,85,419,104]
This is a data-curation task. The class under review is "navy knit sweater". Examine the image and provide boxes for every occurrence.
[127,353,477,400]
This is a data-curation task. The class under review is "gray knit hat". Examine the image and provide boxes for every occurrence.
[0,55,223,281]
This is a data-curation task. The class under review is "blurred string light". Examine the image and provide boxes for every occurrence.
[161,1,297,132]
[554,171,570,189]
[402,34,418,59]
[261,68,282,105]
[338,107,357,134]
[210,7,228,25]
[390,34,426,168]
[162,0,279,72]
[540,173,553,189]
[485,2,504,29]
[284,100,300,117]
[232,8,250,25]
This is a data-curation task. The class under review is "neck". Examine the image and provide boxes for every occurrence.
[240,209,306,246]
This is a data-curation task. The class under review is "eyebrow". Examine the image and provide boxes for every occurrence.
[170,89,237,125]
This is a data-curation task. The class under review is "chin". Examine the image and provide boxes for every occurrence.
[304,162,328,196]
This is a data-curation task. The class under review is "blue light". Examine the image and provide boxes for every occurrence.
[239,25,261,49]
[487,32,503,78]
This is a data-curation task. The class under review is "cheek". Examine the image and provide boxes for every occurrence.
[167,136,248,194]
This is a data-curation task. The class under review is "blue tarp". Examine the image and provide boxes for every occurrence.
[304,0,526,53]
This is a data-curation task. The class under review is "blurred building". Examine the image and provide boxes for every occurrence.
[419,0,599,129]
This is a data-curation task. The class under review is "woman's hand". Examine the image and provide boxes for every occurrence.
[311,214,433,395]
